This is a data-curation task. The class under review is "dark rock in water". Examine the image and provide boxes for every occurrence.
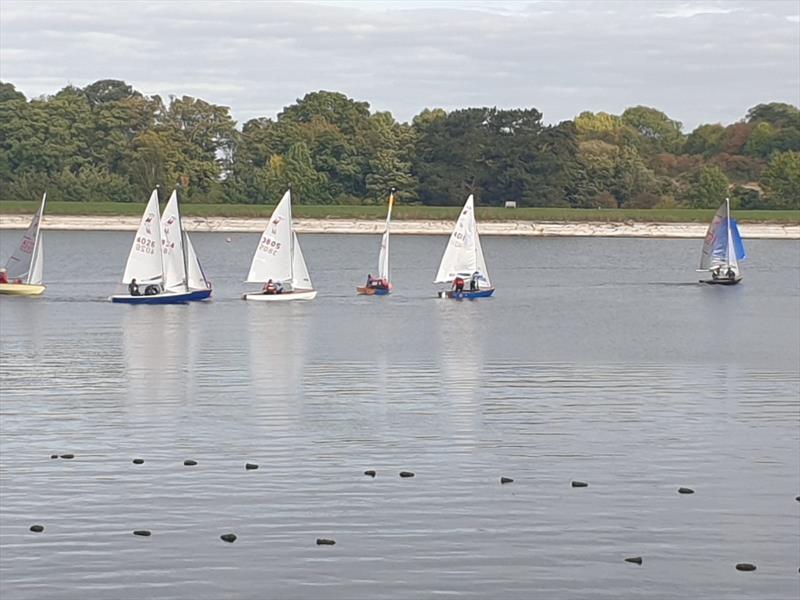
[735,563,756,572]
[571,481,588,488]
[500,477,514,484]
[50,455,58,459]
[132,458,144,465]
[220,533,237,543]
[796,495,799,502]
[625,556,643,565]
[60,454,74,459]
[133,530,151,537]
[364,470,376,477]
[678,487,695,494]
[183,459,197,466]
[399,471,415,478]
[245,463,259,470]
[316,538,336,545]
[29,525,44,533]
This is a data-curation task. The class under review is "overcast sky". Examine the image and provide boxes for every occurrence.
[1,0,798,130]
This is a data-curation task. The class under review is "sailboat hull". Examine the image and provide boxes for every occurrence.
[356,286,391,296]
[0,283,46,296]
[438,288,495,300]
[110,288,212,304]
[243,289,317,302]
[700,277,742,285]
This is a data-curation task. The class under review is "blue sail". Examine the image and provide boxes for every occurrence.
[730,219,747,261]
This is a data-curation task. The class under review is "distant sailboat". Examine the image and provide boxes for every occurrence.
[110,189,212,303]
[242,189,317,301]
[0,193,46,296]
[357,189,394,296]
[435,194,494,299]
[698,197,746,285]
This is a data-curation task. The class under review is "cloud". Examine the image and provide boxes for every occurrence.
[0,0,798,130]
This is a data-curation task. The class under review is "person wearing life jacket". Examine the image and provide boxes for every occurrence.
[453,276,465,293]
[366,273,375,288]
[263,279,278,294]
[0,268,8,284]
[128,278,140,296]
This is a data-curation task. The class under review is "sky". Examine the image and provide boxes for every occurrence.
[0,0,798,130]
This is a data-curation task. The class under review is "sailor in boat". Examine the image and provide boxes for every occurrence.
[453,276,465,294]
[128,278,141,296]
[711,266,721,280]
[726,267,737,281]
[366,273,375,288]
[469,271,481,291]
[263,279,278,295]
[0,268,7,284]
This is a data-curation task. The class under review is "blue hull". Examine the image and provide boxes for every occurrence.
[111,289,212,304]
[440,288,495,300]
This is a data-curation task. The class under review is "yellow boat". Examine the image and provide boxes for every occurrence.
[1,193,47,296]
[0,283,46,296]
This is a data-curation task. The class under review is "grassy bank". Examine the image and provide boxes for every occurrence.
[1,201,798,223]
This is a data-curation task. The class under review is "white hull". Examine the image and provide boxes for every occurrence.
[243,289,317,302]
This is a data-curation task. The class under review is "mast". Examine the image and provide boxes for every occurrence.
[176,188,190,291]
[725,196,732,269]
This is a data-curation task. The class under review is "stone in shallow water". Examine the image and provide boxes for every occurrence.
[245,463,259,470]
[625,557,643,565]
[183,460,198,466]
[316,538,336,545]
[678,487,695,494]
[220,533,237,543]
[132,458,144,465]
[30,525,44,533]
[399,471,415,478]
[60,454,74,459]
[735,563,756,572]
[796,495,799,502]
[364,470,376,477]
[50,455,58,459]
[133,530,151,537]
[571,481,588,488]
[500,477,514,484]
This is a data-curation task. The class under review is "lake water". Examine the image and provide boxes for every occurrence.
[1,231,798,600]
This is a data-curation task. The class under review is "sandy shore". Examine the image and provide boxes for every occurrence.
[0,215,797,238]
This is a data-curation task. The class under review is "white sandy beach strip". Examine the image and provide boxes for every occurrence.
[0,215,797,239]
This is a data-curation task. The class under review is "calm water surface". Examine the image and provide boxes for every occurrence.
[1,231,798,599]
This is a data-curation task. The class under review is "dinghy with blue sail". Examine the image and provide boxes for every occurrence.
[110,190,212,304]
[698,197,746,285]
[0,193,46,296]
[357,189,394,296]
[435,194,494,299]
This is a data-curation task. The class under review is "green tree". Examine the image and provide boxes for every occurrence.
[685,124,726,156]
[621,106,684,153]
[761,151,800,209]
[684,165,730,208]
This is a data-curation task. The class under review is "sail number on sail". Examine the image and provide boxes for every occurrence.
[135,237,158,255]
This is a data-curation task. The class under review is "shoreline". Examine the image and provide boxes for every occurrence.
[0,215,798,238]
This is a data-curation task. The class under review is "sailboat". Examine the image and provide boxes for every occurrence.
[357,189,394,296]
[242,189,317,301]
[0,193,46,296]
[110,189,212,303]
[435,194,494,299]
[697,197,746,285]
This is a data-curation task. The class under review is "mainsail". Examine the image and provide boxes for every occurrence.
[5,193,46,285]
[122,190,163,284]
[699,198,747,271]
[161,191,187,291]
[377,191,393,281]
[435,194,491,286]
[247,189,295,284]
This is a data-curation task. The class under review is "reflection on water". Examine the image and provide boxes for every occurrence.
[1,233,798,600]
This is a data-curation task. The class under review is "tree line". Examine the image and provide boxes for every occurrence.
[0,79,797,209]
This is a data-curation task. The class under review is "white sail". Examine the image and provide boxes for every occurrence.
[435,194,490,285]
[161,190,186,292]
[185,234,209,290]
[122,190,163,284]
[5,193,46,284]
[699,201,728,271]
[291,231,312,289]
[247,189,294,284]
[377,192,393,281]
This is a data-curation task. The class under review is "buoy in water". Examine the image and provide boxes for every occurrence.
[316,538,336,545]
[735,563,756,572]
[364,470,376,477]
[625,556,643,565]
[571,481,588,488]
[226,237,232,243]
[132,458,144,465]
[678,487,695,494]
[60,454,74,459]
[30,525,44,533]
[184,460,198,466]
[50,455,58,459]
[500,477,514,484]
[399,471,415,478]
[133,530,151,537]
[245,463,259,470]
[220,533,237,543]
